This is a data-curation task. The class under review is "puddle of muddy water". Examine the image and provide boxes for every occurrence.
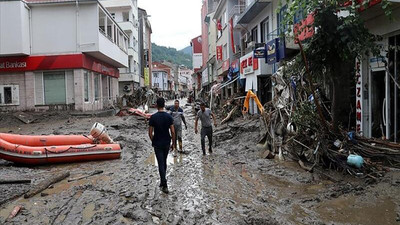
[82,202,104,222]
[315,195,397,225]
[145,152,185,166]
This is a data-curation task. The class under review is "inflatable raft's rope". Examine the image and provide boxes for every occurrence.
[44,145,97,154]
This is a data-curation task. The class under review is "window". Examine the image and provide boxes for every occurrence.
[261,18,269,43]
[94,74,100,101]
[222,10,227,26]
[43,71,66,104]
[108,77,112,99]
[223,44,227,60]
[251,26,258,42]
[123,12,129,21]
[0,85,19,105]
[84,71,89,102]
[278,5,288,35]
[128,58,132,73]
[294,9,304,24]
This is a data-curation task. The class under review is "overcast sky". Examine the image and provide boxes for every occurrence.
[138,0,202,50]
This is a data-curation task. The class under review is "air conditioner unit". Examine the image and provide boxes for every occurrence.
[247,41,255,49]
[244,32,251,43]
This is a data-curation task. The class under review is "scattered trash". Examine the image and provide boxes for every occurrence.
[0,179,31,185]
[347,154,364,168]
[8,205,22,220]
[13,112,36,124]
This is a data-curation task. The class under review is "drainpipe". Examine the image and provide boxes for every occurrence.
[24,3,32,54]
[76,0,80,51]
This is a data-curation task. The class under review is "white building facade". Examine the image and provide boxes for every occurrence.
[0,0,128,111]
[101,0,140,95]
[152,70,168,91]
[357,3,400,142]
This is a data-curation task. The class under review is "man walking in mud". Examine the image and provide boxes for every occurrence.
[148,98,175,194]
[169,100,187,156]
[195,102,217,155]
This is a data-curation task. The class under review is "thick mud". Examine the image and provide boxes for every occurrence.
[0,103,400,224]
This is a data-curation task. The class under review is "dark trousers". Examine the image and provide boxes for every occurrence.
[154,146,169,186]
[201,126,213,154]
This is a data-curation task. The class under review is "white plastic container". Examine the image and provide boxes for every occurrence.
[90,122,113,144]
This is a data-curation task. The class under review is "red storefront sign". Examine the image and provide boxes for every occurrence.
[240,56,258,74]
[216,46,223,61]
[0,54,119,78]
[294,13,315,43]
[222,59,230,72]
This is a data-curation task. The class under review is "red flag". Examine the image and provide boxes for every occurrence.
[217,19,222,31]
[230,18,236,54]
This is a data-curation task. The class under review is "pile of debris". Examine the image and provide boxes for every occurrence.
[254,59,400,178]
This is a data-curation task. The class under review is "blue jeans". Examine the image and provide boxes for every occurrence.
[154,146,169,187]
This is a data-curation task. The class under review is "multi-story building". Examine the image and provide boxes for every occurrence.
[0,0,128,111]
[191,35,203,98]
[138,8,152,88]
[101,0,140,95]
[357,2,400,142]
[212,0,241,101]
[153,62,173,91]
[151,69,168,91]
[178,66,193,96]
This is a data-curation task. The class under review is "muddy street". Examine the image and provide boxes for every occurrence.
[0,103,400,225]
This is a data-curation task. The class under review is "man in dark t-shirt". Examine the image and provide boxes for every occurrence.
[148,98,175,194]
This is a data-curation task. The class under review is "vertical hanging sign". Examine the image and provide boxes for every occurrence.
[230,18,236,54]
[216,46,223,61]
[355,59,362,133]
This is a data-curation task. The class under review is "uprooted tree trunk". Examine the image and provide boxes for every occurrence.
[330,59,356,132]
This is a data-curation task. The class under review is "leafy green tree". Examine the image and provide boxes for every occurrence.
[152,43,193,69]
[281,0,392,131]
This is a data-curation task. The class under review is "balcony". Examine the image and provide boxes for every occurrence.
[119,21,135,34]
[237,0,271,24]
[229,5,246,27]
[119,73,140,83]
[84,7,128,68]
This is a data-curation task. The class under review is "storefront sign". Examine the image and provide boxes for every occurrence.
[0,54,119,78]
[240,56,258,75]
[294,13,314,43]
[144,68,150,86]
[253,48,265,59]
[266,39,279,64]
[222,59,230,72]
[202,68,209,85]
[266,38,286,64]
[355,60,362,133]
[216,46,223,61]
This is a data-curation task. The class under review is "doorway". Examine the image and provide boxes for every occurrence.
[370,70,386,139]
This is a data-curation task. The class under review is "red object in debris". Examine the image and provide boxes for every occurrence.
[8,206,22,219]
[128,108,152,119]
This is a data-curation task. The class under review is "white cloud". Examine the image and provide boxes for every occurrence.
[138,0,202,50]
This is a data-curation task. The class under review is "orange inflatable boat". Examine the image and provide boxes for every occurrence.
[0,123,122,165]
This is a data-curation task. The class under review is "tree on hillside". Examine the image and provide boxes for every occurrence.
[152,43,193,69]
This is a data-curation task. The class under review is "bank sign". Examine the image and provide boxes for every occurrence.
[0,61,27,69]
[0,54,120,78]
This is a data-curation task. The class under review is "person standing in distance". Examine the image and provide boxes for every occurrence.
[169,100,187,156]
[148,98,175,194]
[195,102,217,155]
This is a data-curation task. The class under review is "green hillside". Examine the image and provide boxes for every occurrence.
[152,43,192,69]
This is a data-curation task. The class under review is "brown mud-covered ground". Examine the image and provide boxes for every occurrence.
[0,103,400,224]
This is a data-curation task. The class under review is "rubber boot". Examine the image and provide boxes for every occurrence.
[179,140,183,153]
